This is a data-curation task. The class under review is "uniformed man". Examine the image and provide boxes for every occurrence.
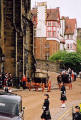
[73,106,81,120]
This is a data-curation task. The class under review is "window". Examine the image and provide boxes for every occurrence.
[67,44,69,49]
[47,21,57,38]
[45,52,50,60]
[70,35,73,39]
[48,27,52,31]
[47,22,51,26]
[53,27,56,31]
[48,31,51,38]
[67,35,69,39]
[52,22,56,26]
[52,31,56,38]
[70,44,72,49]
[45,43,50,48]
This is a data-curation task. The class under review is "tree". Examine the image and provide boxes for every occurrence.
[49,51,81,73]
[63,52,81,73]
[77,39,81,54]
[49,51,67,62]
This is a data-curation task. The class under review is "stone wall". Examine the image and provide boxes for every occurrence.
[36,59,60,73]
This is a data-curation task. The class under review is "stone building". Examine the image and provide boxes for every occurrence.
[0,0,34,79]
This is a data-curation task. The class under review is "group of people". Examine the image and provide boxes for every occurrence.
[41,93,81,120]
[0,73,13,88]
[41,83,67,120]
[57,68,77,90]
[41,68,78,120]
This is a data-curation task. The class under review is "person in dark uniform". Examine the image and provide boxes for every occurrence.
[73,106,81,120]
[60,82,67,108]
[61,71,68,84]
[57,73,62,89]
[68,74,72,90]
[41,94,51,120]
[0,74,2,88]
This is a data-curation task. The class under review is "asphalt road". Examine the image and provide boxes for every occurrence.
[13,78,81,120]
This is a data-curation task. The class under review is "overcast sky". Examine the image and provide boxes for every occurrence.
[31,0,81,28]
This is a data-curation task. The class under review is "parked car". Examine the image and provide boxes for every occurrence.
[0,91,24,120]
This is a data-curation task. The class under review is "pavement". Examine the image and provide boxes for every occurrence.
[0,78,81,120]
[51,100,81,120]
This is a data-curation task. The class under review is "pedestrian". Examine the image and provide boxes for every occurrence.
[57,73,62,89]
[68,74,72,90]
[73,106,81,120]
[74,72,77,81]
[61,71,67,84]
[0,74,2,88]
[41,94,51,120]
[72,70,74,81]
[22,75,27,89]
[60,82,67,108]
[79,72,81,79]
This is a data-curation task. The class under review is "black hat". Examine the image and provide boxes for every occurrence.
[75,106,80,110]
[44,94,49,98]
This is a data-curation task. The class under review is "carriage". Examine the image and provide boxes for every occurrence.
[27,72,51,92]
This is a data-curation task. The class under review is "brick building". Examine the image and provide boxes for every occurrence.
[32,2,60,60]
[32,2,77,60]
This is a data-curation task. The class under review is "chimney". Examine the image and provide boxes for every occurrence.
[36,2,47,37]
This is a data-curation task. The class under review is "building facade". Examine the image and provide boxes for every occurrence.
[32,2,77,60]
[32,2,60,60]
[0,0,34,79]
[64,18,77,52]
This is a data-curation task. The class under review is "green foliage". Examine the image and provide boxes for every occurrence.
[77,39,81,54]
[63,52,81,72]
[49,39,81,72]
[49,51,67,62]
[49,51,81,73]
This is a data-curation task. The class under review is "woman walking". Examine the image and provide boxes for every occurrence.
[41,94,51,120]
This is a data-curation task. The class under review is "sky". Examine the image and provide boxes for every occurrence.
[31,0,81,28]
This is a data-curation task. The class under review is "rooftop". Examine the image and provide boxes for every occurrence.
[65,18,77,35]
[31,7,60,21]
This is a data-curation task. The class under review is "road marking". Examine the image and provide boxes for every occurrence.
[56,100,81,120]
[57,108,72,120]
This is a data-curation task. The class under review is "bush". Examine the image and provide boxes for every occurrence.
[49,51,67,62]
[49,51,81,73]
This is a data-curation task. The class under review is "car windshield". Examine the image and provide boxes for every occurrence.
[0,101,19,116]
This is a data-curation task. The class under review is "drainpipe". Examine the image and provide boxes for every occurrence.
[16,31,18,77]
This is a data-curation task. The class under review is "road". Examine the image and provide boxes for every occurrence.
[14,78,81,120]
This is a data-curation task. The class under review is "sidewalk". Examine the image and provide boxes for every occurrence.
[51,100,81,120]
